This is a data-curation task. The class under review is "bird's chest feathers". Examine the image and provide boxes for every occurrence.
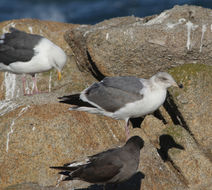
[141,88,167,112]
[115,88,167,119]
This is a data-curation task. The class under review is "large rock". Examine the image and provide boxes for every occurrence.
[0,96,125,189]
[65,5,212,78]
[169,64,212,161]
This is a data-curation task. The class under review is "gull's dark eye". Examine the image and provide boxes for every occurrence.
[160,77,168,81]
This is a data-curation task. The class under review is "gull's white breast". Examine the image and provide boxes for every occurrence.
[113,88,167,120]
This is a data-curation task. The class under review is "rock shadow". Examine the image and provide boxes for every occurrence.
[163,91,197,142]
[86,51,105,81]
[75,172,145,190]
[130,117,144,128]
[130,109,167,129]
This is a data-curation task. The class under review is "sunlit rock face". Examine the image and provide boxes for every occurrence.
[65,5,212,78]
[1,5,212,190]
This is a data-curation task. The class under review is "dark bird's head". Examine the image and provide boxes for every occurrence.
[152,72,181,89]
[126,136,144,149]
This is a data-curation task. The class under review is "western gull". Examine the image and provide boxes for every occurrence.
[50,136,144,189]
[59,72,180,139]
[0,27,67,95]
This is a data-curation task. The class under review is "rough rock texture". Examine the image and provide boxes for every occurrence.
[65,5,212,78]
[169,64,212,161]
[0,5,212,190]
[0,99,125,189]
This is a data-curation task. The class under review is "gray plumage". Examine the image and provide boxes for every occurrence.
[50,136,144,185]
[85,76,144,112]
[0,27,42,65]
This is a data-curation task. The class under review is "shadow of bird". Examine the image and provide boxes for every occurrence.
[157,134,184,161]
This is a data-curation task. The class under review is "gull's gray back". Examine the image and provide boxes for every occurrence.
[103,76,143,94]
[85,76,144,112]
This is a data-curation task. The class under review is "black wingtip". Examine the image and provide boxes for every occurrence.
[57,95,72,104]
[59,171,70,176]
[58,100,68,104]
[58,94,96,108]
[50,166,68,170]
[50,166,60,169]
[57,94,80,103]
[58,96,66,100]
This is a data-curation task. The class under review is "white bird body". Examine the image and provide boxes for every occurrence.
[113,85,167,120]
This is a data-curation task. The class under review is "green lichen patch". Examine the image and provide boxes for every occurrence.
[168,64,212,95]
[163,124,184,139]
[169,64,212,86]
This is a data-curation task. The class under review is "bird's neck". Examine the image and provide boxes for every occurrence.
[124,143,140,155]
[149,77,166,91]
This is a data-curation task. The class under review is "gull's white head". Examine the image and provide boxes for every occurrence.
[51,44,67,80]
[151,72,178,89]
[38,38,67,80]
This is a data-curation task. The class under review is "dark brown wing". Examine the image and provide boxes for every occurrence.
[72,161,122,183]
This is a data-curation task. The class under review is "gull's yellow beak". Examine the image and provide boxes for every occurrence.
[57,71,62,80]
[173,81,179,87]
[173,81,183,88]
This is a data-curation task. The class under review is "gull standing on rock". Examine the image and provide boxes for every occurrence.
[59,72,180,139]
[50,136,144,189]
[0,27,67,95]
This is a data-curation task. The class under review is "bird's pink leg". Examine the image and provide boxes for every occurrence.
[125,119,130,140]
[32,75,39,94]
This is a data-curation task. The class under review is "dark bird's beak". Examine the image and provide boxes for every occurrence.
[173,81,183,88]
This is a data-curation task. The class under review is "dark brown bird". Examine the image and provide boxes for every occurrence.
[50,136,144,189]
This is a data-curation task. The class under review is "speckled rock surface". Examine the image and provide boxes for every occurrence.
[169,64,212,162]
[65,5,212,78]
[0,99,125,189]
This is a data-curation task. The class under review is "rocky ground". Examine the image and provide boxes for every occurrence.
[0,5,212,190]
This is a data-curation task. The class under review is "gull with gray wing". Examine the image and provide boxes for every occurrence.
[59,72,180,139]
[0,27,67,95]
